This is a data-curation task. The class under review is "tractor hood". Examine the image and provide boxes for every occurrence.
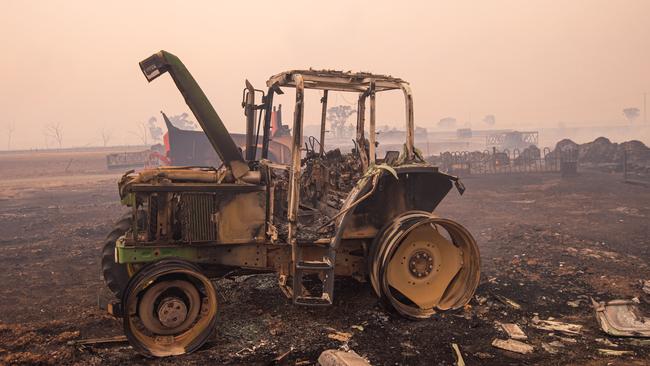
[139,50,249,179]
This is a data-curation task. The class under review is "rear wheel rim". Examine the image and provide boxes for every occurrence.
[370,212,480,319]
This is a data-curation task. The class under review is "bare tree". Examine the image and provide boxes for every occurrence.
[169,113,199,130]
[147,116,163,143]
[482,114,496,126]
[6,122,15,150]
[100,128,113,147]
[130,122,149,146]
[45,122,64,148]
[327,105,357,139]
[623,107,640,123]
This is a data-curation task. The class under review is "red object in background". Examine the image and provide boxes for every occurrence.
[147,151,171,166]
[163,132,170,154]
[270,109,278,137]
[270,104,283,138]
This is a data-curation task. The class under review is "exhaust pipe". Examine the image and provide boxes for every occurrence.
[139,50,250,179]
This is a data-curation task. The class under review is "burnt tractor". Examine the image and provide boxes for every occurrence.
[101,50,481,357]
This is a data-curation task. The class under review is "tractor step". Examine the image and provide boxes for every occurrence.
[296,238,331,246]
[292,241,336,307]
[294,293,332,306]
[296,259,333,270]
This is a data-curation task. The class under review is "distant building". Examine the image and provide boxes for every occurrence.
[438,117,457,129]
[456,128,472,139]
[486,130,539,150]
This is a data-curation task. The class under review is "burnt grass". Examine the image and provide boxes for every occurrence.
[1,166,650,365]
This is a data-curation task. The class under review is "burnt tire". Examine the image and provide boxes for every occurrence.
[101,213,133,298]
[368,211,480,319]
[122,259,218,357]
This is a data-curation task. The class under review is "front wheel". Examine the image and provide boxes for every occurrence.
[122,259,218,357]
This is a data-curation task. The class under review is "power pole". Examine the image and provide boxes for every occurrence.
[643,93,648,124]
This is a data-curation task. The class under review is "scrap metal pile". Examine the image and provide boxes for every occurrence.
[299,148,363,212]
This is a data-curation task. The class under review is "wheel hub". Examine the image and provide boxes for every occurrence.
[137,279,201,335]
[408,250,434,278]
[157,297,188,329]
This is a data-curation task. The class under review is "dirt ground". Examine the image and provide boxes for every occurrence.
[1,148,649,366]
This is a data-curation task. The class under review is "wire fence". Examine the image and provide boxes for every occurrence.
[623,149,650,187]
[435,147,578,177]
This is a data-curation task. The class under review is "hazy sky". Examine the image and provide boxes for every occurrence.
[1,0,649,149]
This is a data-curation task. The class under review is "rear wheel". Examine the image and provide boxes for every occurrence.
[122,259,218,357]
[368,211,480,319]
[101,213,133,298]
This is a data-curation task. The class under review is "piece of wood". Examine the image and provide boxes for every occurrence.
[68,335,127,346]
[491,338,534,354]
[500,323,528,340]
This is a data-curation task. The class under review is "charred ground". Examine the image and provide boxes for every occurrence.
[0,149,649,365]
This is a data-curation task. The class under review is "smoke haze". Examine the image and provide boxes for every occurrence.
[1,0,649,149]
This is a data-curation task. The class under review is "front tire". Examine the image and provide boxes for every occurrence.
[101,213,132,298]
[122,259,218,357]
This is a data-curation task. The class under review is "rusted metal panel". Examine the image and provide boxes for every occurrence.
[118,244,268,268]
[592,299,650,337]
[330,167,456,247]
[215,191,266,244]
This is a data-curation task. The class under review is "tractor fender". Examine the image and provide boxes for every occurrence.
[330,165,462,249]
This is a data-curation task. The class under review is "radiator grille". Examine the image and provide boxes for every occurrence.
[180,193,216,242]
